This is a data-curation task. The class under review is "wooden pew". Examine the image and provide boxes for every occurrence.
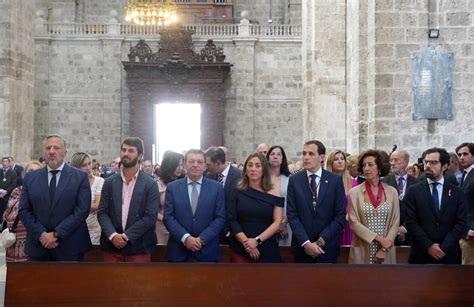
[6,262,473,306]
[84,245,411,263]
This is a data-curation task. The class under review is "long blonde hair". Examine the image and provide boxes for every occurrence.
[325,150,352,193]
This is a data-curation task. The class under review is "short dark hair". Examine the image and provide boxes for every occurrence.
[304,140,326,155]
[122,137,144,156]
[358,149,390,177]
[185,149,205,162]
[1,157,9,163]
[456,142,474,156]
[266,145,291,176]
[204,146,226,164]
[422,147,450,167]
[158,151,184,184]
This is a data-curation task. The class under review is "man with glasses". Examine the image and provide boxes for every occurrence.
[405,147,467,264]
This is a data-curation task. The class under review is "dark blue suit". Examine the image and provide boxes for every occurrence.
[19,164,92,261]
[287,169,346,263]
[164,177,225,262]
[405,180,467,264]
[97,171,159,255]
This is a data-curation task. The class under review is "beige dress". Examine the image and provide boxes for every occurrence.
[348,183,400,264]
[87,176,104,245]
[156,177,169,245]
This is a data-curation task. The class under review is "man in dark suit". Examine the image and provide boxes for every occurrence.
[287,140,346,263]
[204,146,242,244]
[9,156,24,187]
[382,149,418,245]
[0,156,17,217]
[98,137,159,262]
[19,135,91,261]
[456,142,474,264]
[164,149,225,262]
[405,147,467,264]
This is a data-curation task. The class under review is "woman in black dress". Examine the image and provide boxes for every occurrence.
[228,153,284,262]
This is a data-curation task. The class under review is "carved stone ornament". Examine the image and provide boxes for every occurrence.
[199,39,226,63]
[159,53,192,85]
[128,40,162,63]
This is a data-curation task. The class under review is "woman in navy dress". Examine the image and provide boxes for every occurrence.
[228,153,284,263]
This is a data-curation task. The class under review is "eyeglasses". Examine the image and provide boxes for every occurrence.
[423,160,440,166]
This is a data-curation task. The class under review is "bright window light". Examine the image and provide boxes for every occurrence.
[155,103,201,163]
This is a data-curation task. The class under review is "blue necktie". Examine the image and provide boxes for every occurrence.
[397,177,404,195]
[310,174,317,193]
[431,182,440,216]
[49,170,60,203]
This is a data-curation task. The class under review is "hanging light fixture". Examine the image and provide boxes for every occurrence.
[124,0,178,26]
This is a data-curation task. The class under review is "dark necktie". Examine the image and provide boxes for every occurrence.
[461,171,467,187]
[190,182,198,214]
[431,182,440,215]
[310,174,318,210]
[217,173,224,186]
[49,170,60,202]
[397,177,405,195]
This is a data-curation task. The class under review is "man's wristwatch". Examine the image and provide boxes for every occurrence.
[255,236,263,245]
[316,239,325,248]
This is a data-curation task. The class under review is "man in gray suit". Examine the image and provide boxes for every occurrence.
[98,137,159,262]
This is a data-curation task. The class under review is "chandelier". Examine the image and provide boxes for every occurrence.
[124,0,178,26]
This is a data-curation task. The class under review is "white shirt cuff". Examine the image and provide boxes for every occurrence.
[301,240,310,247]
[181,233,190,244]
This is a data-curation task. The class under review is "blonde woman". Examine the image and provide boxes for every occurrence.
[326,150,357,245]
[70,152,104,245]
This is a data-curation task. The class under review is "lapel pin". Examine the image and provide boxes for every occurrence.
[448,189,451,197]
[325,180,328,183]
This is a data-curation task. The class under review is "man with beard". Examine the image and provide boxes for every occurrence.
[98,137,159,262]
[405,147,467,264]
[19,134,92,261]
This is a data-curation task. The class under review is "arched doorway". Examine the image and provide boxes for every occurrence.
[123,28,231,159]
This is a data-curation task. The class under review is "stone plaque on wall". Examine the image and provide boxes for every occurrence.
[412,46,453,120]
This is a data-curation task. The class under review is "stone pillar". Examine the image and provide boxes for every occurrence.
[226,37,257,163]
[101,37,124,161]
[301,0,347,149]
[0,0,35,162]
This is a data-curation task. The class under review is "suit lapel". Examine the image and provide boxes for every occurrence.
[317,170,329,208]
[439,183,451,216]
[421,180,438,219]
[463,171,474,188]
[194,178,209,216]
[181,179,193,215]
[113,175,124,232]
[39,168,50,205]
[126,172,144,229]
[52,165,71,208]
[298,172,313,211]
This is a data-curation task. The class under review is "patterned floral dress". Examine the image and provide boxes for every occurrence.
[2,187,27,262]
[361,201,390,264]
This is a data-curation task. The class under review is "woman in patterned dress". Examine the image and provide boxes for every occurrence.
[347,150,400,264]
[3,161,43,261]
[70,152,104,245]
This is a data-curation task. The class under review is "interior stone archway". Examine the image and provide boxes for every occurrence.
[123,27,231,159]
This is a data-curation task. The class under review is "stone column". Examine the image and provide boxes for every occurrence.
[226,37,257,163]
[101,37,125,161]
[301,0,347,149]
[0,0,35,162]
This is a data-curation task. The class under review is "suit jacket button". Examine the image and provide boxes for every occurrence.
[436,222,440,226]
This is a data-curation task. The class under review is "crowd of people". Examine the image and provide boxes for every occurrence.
[1,135,472,265]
